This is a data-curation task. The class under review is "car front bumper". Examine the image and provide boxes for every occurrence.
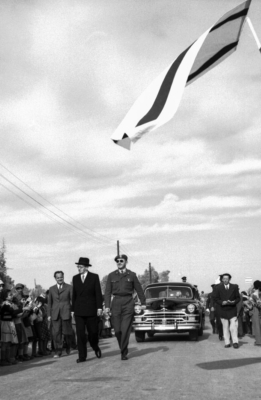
[133,314,201,332]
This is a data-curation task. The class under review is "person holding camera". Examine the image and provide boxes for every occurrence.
[213,273,240,349]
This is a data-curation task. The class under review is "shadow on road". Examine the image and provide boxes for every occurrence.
[0,360,56,377]
[53,376,131,383]
[196,357,261,370]
[129,345,169,358]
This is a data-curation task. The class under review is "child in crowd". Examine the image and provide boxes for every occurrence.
[34,296,50,355]
[12,296,30,362]
[0,290,20,365]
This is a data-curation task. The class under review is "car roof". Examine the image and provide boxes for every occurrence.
[145,282,196,289]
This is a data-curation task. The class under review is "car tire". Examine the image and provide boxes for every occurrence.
[189,330,199,341]
[147,332,155,338]
[135,332,146,342]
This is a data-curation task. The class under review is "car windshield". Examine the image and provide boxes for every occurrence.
[145,286,193,300]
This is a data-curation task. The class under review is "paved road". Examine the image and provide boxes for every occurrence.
[1,323,261,400]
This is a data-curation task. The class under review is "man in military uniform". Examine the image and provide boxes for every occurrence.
[104,254,146,361]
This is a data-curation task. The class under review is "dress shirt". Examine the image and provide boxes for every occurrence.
[57,284,63,290]
[81,272,88,282]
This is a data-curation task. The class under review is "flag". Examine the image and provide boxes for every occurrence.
[111,0,252,150]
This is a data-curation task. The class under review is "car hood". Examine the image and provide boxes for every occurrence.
[146,298,195,311]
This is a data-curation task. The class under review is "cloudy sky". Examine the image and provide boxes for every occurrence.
[0,0,261,293]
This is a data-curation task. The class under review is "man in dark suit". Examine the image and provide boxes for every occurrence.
[213,273,240,349]
[72,257,103,363]
[104,254,146,361]
[48,271,73,358]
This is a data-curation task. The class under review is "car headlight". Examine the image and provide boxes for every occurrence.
[187,304,196,313]
[134,305,143,314]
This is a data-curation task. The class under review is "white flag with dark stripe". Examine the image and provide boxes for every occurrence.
[111,0,251,150]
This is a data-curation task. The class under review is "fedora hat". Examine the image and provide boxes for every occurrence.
[75,257,92,267]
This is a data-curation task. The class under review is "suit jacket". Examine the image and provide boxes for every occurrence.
[213,283,240,320]
[72,272,103,317]
[48,283,72,321]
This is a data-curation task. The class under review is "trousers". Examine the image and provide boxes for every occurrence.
[221,317,238,345]
[52,318,72,353]
[111,296,134,356]
[75,315,99,360]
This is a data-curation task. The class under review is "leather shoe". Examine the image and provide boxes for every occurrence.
[233,343,239,349]
[121,355,128,360]
[76,358,86,363]
[219,336,223,341]
[95,347,102,359]
[224,344,231,348]
[66,347,71,356]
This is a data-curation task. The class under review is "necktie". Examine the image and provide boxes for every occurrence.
[225,285,228,290]
[81,274,85,283]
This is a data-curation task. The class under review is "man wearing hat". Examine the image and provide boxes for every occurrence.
[104,254,146,361]
[181,276,187,283]
[213,273,240,349]
[72,257,103,363]
[48,271,73,358]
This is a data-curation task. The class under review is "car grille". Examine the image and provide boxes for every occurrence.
[139,312,199,325]
[145,313,185,319]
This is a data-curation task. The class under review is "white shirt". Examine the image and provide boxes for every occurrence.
[81,272,88,282]
[225,284,229,290]
[57,284,63,290]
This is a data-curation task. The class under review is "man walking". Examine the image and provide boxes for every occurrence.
[72,257,103,363]
[104,254,146,361]
[213,273,240,349]
[48,271,73,358]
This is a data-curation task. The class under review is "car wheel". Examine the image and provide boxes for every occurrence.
[189,330,199,341]
[147,332,155,338]
[135,331,146,342]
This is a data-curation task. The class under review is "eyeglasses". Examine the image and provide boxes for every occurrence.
[117,260,125,263]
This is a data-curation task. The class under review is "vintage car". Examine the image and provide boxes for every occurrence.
[133,282,205,342]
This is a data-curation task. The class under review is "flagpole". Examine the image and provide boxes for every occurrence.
[246,17,261,53]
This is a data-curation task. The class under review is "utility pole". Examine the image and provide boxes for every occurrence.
[149,262,152,284]
[117,240,120,257]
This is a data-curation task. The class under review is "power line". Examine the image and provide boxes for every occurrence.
[0,172,115,245]
[0,161,117,245]
[0,182,92,241]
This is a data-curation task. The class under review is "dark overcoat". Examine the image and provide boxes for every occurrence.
[213,283,240,319]
[72,272,103,316]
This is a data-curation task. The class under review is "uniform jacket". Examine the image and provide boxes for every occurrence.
[48,283,72,321]
[213,283,240,319]
[72,272,103,317]
[104,269,146,308]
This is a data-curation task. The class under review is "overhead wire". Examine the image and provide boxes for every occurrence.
[0,182,92,241]
[0,162,149,262]
[0,162,116,245]
[0,172,114,245]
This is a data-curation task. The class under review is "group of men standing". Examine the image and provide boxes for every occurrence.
[48,254,145,362]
